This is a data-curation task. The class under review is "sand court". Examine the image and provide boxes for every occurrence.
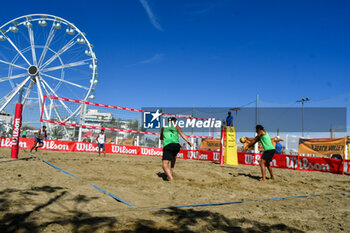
[0,148,349,232]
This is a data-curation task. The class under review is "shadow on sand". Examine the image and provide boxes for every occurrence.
[0,185,116,233]
[120,208,305,233]
[0,157,34,164]
[156,172,169,181]
[228,172,264,181]
[0,185,304,232]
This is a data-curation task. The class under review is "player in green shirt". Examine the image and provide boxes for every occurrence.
[160,117,193,181]
[244,125,276,181]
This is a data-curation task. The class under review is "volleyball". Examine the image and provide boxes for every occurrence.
[240,136,246,143]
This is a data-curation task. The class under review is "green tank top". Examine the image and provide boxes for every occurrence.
[260,132,275,150]
[163,124,179,147]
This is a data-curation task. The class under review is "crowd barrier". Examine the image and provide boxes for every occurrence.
[1,137,349,175]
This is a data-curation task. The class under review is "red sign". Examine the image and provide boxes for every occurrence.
[238,152,348,175]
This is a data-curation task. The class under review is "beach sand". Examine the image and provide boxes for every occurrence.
[0,148,349,232]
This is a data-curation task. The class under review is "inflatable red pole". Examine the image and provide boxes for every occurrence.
[219,128,225,165]
[11,103,23,159]
[342,145,346,175]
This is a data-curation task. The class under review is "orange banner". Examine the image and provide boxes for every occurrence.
[298,137,347,156]
[117,138,135,146]
[200,138,220,150]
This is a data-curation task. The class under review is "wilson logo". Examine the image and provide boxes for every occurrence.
[11,118,21,146]
[198,153,208,160]
[43,141,69,150]
[112,145,138,155]
[1,138,27,148]
[286,157,330,171]
[213,152,220,161]
[141,148,162,156]
[244,154,276,166]
[76,143,98,152]
[244,154,260,165]
[177,152,184,158]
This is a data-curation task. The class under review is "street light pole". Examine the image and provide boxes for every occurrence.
[296,97,310,137]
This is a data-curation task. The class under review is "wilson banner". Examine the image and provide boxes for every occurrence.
[1,137,349,175]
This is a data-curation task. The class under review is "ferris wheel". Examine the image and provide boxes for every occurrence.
[0,14,97,134]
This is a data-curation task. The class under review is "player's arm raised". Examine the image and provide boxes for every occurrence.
[175,126,193,147]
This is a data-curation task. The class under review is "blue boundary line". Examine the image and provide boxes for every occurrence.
[27,153,135,207]
[153,191,350,209]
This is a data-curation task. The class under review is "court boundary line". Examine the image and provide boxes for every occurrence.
[151,191,350,209]
[26,153,135,207]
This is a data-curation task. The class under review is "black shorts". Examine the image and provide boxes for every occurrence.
[262,149,276,162]
[162,143,181,161]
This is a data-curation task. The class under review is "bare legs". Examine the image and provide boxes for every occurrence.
[98,148,106,157]
[30,142,43,152]
[170,156,176,175]
[162,157,176,181]
[266,162,274,180]
[30,142,38,152]
[259,159,274,181]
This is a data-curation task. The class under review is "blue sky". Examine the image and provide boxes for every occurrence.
[1,0,350,125]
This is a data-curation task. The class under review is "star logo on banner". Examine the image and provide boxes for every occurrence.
[150,109,162,122]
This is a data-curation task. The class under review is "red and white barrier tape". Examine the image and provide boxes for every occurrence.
[43,95,209,121]
[42,119,212,139]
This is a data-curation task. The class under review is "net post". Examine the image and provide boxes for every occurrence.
[78,103,86,142]
[296,138,300,170]
[219,128,225,165]
[342,139,347,175]
[40,95,47,123]
[11,103,23,159]
[78,128,82,142]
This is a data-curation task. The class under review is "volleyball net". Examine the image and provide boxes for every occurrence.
[40,95,215,148]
